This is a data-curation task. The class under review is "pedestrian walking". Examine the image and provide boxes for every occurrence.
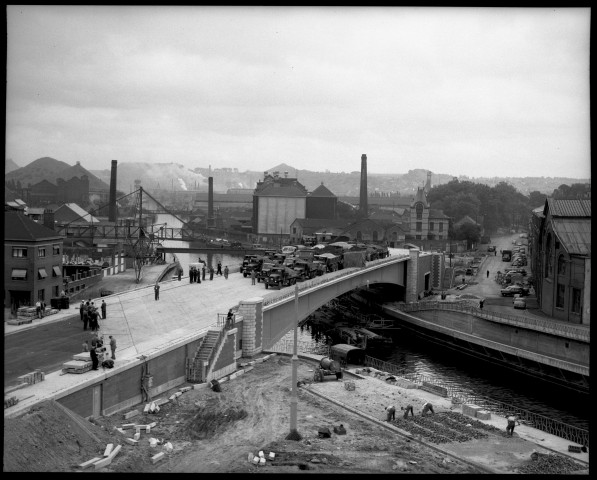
[40,300,45,318]
[109,335,117,360]
[251,269,256,285]
[479,299,484,309]
[154,284,160,300]
[224,266,229,279]
[385,405,396,422]
[506,414,520,436]
[178,268,182,281]
[226,309,234,329]
[217,261,222,275]
[401,405,414,418]
[82,340,89,352]
[487,270,490,278]
[421,401,435,416]
[80,300,85,322]
[494,250,497,256]
[35,300,42,319]
[90,343,99,370]
[197,268,201,284]
[202,265,206,281]
[209,267,214,281]
[83,302,89,330]
[101,300,107,319]
[190,267,195,283]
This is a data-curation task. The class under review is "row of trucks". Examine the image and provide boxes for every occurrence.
[240,242,390,290]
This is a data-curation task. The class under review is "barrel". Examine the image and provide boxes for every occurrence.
[320,357,340,371]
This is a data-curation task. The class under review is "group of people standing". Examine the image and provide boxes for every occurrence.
[188,259,229,284]
[79,299,106,331]
[35,299,46,319]
[83,333,117,370]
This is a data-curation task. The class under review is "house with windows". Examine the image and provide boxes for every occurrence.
[407,187,450,241]
[4,210,65,313]
[533,198,590,324]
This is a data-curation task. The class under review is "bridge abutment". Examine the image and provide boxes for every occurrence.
[240,297,264,357]
[406,248,420,303]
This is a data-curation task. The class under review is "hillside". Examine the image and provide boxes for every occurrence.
[5,157,109,190]
[5,158,21,174]
[6,157,590,197]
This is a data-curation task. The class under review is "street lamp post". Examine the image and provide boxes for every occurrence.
[286,284,302,440]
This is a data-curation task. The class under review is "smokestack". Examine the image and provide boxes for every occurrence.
[109,160,118,222]
[43,209,55,230]
[359,154,368,217]
[207,176,215,228]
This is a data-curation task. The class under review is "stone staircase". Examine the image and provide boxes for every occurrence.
[187,330,220,382]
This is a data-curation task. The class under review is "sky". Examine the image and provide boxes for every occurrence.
[5,6,591,179]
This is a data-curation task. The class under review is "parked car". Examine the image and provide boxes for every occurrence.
[487,245,496,252]
[506,268,527,276]
[513,295,527,309]
[230,241,242,248]
[501,285,525,296]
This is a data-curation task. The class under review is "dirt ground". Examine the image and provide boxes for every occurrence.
[3,356,588,474]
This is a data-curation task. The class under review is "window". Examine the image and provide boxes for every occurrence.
[54,285,60,297]
[438,235,443,240]
[571,288,582,314]
[416,203,423,220]
[557,255,566,275]
[12,247,28,258]
[545,233,553,278]
[52,266,61,277]
[556,283,565,309]
[11,269,27,280]
[429,222,434,231]
[416,235,421,240]
[292,227,296,234]
[38,247,46,258]
[38,289,44,302]
[416,222,422,232]
[53,244,60,255]
[439,223,444,232]
[38,268,48,279]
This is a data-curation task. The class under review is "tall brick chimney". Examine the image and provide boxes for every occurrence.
[207,176,215,228]
[43,209,55,230]
[109,160,118,222]
[359,154,368,217]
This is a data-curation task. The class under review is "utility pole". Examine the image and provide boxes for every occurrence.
[286,284,302,441]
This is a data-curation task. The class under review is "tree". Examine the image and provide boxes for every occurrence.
[453,223,481,250]
[528,191,547,209]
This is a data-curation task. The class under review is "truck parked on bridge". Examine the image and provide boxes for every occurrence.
[257,261,276,283]
[241,255,264,277]
[264,266,300,289]
[314,253,341,272]
[292,258,316,281]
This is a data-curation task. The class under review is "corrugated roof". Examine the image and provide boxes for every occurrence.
[547,199,591,217]
[4,211,63,241]
[61,203,100,223]
[551,218,591,256]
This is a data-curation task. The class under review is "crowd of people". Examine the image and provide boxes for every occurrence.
[79,299,106,331]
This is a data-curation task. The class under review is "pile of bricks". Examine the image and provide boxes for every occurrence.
[16,370,45,385]
[248,450,276,466]
[78,443,122,470]
[420,381,449,397]
[461,403,491,420]
[4,396,19,409]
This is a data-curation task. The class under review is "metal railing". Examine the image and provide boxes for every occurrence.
[391,301,589,342]
[262,253,410,307]
[364,355,589,447]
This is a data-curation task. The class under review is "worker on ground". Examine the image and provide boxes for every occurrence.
[251,269,256,285]
[224,266,229,279]
[217,261,222,275]
[209,267,214,281]
[487,269,490,278]
[101,300,107,319]
[401,404,414,418]
[226,309,234,329]
[385,405,396,422]
[154,284,160,300]
[421,401,435,416]
[90,342,99,370]
[506,413,520,436]
[36,300,42,319]
[202,265,206,281]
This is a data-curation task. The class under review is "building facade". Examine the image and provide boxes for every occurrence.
[533,198,590,324]
[4,210,65,313]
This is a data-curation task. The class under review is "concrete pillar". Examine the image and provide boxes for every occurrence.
[406,248,420,303]
[239,297,263,357]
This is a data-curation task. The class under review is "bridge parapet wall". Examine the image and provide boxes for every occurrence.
[240,297,264,358]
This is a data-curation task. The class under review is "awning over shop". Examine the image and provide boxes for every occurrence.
[38,268,48,279]
[52,266,62,277]
[11,269,27,279]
